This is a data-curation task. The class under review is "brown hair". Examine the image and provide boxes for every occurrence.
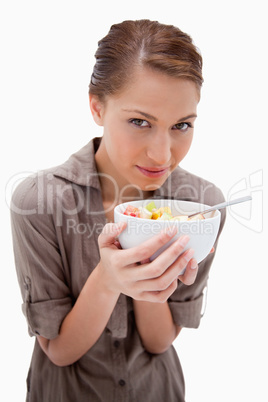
[89,19,203,101]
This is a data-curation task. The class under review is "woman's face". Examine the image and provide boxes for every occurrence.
[91,67,200,195]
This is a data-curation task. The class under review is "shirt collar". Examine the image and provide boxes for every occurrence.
[53,137,102,189]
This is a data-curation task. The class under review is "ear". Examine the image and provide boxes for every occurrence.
[89,95,105,126]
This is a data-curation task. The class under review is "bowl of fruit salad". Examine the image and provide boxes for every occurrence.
[114,199,221,264]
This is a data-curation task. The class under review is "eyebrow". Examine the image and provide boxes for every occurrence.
[122,109,158,121]
[122,109,197,122]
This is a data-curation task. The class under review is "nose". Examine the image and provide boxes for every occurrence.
[146,131,171,165]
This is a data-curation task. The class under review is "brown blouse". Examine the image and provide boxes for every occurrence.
[11,138,225,402]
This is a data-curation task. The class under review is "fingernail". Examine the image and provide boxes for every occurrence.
[163,226,178,237]
[177,235,190,248]
[184,248,195,262]
[190,258,198,269]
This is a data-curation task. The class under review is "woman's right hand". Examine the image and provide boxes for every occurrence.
[97,222,198,303]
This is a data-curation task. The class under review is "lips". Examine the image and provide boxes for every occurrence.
[136,165,170,178]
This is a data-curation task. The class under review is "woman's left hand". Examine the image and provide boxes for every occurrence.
[177,257,198,285]
[176,245,214,285]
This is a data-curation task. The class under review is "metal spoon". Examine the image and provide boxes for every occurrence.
[188,195,252,218]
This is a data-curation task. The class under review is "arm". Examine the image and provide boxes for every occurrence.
[133,257,198,354]
[133,300,181,354]
[38,266,120,367]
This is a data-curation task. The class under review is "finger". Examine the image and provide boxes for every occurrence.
[210,247,215,254]
[136,235,191,281]
[178,258,198,286]
[98,222,127,248]
[135,279,178,303]
[114,240,122,249]
[133,247,194,293]
[140,258,150,264]
[154,237,193,276]
[122,226,179,265]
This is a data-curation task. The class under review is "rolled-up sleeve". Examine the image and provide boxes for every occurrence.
[22,295,72,338]
[169,293,204,329]
[10,176,73,339]
[168,251,216,329]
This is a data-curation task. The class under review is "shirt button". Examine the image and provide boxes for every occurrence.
[119,379,126,386]
[114,340,120,348]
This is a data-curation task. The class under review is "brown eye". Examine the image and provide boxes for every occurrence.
[130,119,150,128]
[173,122,192,132]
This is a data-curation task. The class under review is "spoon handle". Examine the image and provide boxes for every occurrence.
[188,195,252,218]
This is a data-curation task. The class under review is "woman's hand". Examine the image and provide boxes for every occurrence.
[97,222,199,303]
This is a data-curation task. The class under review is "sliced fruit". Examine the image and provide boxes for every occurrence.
[170,215,189,222]
[156,212,173,221]
[152,206,171,219]
[123,205,140,217]
[158,206,172,215]
[139,207,153,219]
[151,209,161,220]
[145,201,157,212]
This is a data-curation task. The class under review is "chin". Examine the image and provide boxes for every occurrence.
[139,176,170,192]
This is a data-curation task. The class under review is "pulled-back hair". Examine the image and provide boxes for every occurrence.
[89,19,203,101]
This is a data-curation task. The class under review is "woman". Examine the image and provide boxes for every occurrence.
[11,20,225,401]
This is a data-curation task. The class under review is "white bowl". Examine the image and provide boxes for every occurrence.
[114,199,221,264]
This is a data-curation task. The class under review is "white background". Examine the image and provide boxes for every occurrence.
[1,1,267,401]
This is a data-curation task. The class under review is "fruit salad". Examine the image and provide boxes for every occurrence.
[123,201,205,221]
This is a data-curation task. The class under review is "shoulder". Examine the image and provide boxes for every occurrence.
[11,174,41,218]
[10,138,100,219]
[10,170,64,220]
